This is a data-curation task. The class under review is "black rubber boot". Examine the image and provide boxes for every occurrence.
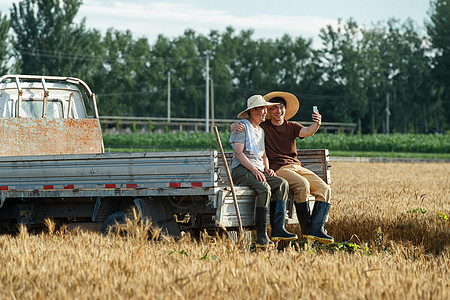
[270,201,298,242]
[294,202,310,238]
[306,201,334,244]
[255,207,274,248]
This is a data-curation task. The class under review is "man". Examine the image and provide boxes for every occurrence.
[232,92,333,244]
[230,95,298,248]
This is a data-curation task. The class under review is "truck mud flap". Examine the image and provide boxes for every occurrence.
[134,198,181,237]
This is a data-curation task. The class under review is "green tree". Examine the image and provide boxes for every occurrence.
[147,34,174,117]
[315,19,369,131]
[253,34,313,120]
[93,29,152,117]
[171,29,206,119]
[426,0,450,131]
[206,28,238,119]
[0,13,11,74]
[9,0,102,77]
[313,18,431,133]
[275,35,312,94]
[358,25,387,133]
[208,27,258,118]
[381,19,431,133]
[227,29,260,100]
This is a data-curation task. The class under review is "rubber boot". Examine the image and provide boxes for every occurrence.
[270,201,298,242]
[294,202,310,238]
[255,207,274,248]
[306,201,334,244]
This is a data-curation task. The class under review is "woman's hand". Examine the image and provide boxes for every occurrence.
[252,168,266,181]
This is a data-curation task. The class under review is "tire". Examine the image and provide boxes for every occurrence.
[100,211,128,235]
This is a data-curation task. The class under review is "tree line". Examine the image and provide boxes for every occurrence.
[0,0,449,134]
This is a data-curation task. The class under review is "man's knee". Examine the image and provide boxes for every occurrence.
[313,183,331,203]
[294,179,310,194]
[255,181,272,196]
[323,185,331,202]
[292,179,310,203]
[271,177,289,201]
[255,182,272,207]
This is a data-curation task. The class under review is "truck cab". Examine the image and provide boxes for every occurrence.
[0,75,104,156]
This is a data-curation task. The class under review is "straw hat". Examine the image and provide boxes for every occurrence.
[237,95,279,119]
[263,91,300,120]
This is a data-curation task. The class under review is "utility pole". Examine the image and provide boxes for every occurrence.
[167,71,171,123]
[205,52,210,133]
[385,93,391,134]
[211,78,215,132]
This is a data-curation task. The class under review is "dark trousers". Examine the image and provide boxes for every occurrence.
[231,165,289,207]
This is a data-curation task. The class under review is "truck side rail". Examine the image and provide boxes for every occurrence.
[0,151,220,208]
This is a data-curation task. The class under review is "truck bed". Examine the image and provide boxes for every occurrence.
[0,149,330,232]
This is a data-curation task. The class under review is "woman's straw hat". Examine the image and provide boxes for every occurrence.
[237,95,279,119]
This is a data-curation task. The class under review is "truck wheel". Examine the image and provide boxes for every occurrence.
[100,211,128,235]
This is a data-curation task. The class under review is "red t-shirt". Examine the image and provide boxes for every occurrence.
[261,120,304,171]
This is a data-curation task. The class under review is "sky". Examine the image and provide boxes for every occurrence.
[0,0,432,48]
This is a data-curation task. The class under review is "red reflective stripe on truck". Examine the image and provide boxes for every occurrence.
[126,184,137,188]
[0,186,8,190]
[191,182,203,188]
[64,185,74,189]
[43,185,54,189]
[169,183,181,188]
[105,184,116,188]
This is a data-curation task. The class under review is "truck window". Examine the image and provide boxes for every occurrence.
[16,99,64,118]
[1,99,13,117]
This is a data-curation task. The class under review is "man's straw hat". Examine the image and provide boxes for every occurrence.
[263,91,300,120]
[237,95,279,119]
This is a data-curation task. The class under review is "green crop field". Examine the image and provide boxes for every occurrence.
[103,133,450,160]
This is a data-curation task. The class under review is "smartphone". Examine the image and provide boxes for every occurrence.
[313,106,318,113]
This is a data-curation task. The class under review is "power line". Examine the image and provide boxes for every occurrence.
[96,84,206,97]
[16,46,208,64]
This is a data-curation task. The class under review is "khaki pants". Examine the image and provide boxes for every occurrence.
[276,164,331,203]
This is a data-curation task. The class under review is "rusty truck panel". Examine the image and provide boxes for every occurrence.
[0,118,104,156]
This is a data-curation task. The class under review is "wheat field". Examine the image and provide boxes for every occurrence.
[1,162,449,299]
